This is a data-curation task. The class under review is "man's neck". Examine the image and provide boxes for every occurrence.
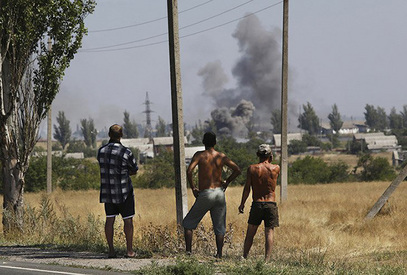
[109,139,121,143]
[205,146,215,151]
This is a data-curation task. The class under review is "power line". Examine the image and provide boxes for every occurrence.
[81,1,282,53]
[82,0,255,51]
[89,0,214,33]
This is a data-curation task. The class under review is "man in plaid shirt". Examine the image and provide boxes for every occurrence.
[97,124,138,258]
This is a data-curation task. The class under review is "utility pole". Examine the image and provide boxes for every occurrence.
[280,0,289,202]
[167,0,188,225]
[46,37,52,194]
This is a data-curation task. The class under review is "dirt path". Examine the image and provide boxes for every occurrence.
[0,246,172,272]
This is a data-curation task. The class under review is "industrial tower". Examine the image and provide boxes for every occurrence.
[143,91,153,139]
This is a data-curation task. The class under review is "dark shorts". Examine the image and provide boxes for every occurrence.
[104,195,135,219]
[248,201,279,228]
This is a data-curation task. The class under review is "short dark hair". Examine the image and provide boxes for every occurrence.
[202,131,216,147]
[109,124,123,140]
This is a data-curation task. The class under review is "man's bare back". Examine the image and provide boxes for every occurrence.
[187,148,241,191]
[248,162,280,202]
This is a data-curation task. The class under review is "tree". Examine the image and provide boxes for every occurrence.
[388,107,403,130]
[123,110,139,138]
[53,111,71,149]
[80,118,97,148]
[298,102,320,135]
[376,106,388,131]
[328,104,343,133]
[364,104,388,131]
[0,0,94,230]
[270,109,281,134]
[401,105,407,128]
[155,116,167,137]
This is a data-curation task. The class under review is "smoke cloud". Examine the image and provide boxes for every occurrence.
[199,14,290,136]
[211,100,255,137]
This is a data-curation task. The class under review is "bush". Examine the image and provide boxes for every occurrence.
[59,159,100,190]
[25,156,100,192]
[347,139,368,154]
[302,133,321,146]
[289,156,350,184]
[288,140,307,155]
[135,150,175,189]
[358,154,396,181]
[289,156,331,184]
[328,161,350,182]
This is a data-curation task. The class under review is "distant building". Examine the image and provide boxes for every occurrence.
[152,136,188,156]
[121,138,153,163]
[272,133,303,149]
[353,132,400,152]
[321,120,367,135]
[393,150,407,166]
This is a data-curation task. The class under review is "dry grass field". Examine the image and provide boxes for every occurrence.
[1,179,406,266]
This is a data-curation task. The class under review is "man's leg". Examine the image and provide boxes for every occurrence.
[123,217,135,257]
[184,228,193,254]
[264,226,275,261]
[105,217,116,257]
[215,234,224,258]
[243,224,259,259]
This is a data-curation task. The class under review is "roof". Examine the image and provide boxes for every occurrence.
[273,133,303,147]
[321,120,365,130]
[354,132,399,150]
[153,136,188,146]
[185,146,205,159]
[121,138,150,148]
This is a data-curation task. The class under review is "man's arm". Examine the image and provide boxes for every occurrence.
[238,166,252,213]
[187,152,200,198]
[127,150,139,175]
[222,157,241,190]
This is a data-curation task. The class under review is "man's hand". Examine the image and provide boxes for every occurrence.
[238,204,244,214]
[192,188,200,198]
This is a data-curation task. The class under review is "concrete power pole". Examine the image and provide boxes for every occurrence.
[46,37,52,194]
[167,0,188,225]
[280,0,289,202]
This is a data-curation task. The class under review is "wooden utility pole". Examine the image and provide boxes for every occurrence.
[167,0,188,225]
[365,165,407,219]
[280,0,289,202]
[46,37,52,194]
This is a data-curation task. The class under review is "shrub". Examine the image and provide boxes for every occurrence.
[289,156,331,184]
[135,150,175,189]
[328,161,350,182]
[358,154,396,181]
[58,159,100,190]
[25,156,100,192]
[302,133,321,146]
[289,156,350,184]
[288,140,307,155]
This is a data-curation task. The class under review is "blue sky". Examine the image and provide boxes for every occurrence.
[47,0,407,134]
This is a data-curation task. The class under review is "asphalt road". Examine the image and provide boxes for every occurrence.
[0,260,131,275]
[0,246,172,274]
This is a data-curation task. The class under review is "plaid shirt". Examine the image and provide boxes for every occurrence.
[97,141,138,204]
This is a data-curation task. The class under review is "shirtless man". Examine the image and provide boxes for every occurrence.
[238,144,280,261]
[182,131,241,258]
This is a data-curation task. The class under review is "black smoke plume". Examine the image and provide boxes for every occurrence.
[199,14,283,137]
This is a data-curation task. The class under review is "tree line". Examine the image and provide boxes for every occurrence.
[53,110,171,151]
